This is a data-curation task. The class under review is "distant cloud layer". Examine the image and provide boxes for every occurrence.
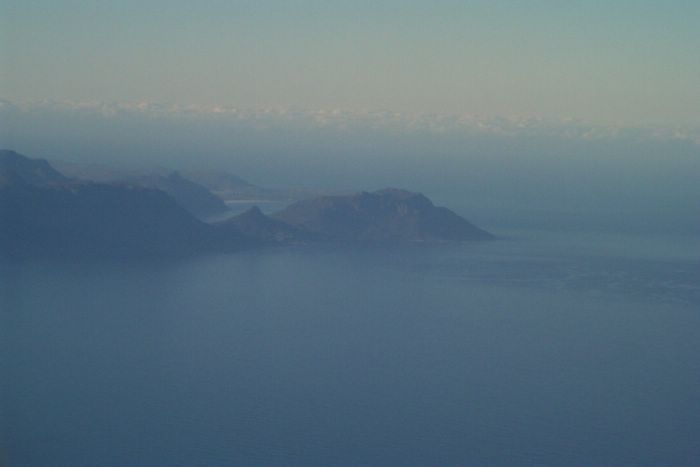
[3,2,700,127]
[2,98,699,146]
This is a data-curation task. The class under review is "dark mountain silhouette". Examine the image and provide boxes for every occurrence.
[0,150,68,186]
[274,188,494,242]
[1,151,252,257]
[217,206,318,244]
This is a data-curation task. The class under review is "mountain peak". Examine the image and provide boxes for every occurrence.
[0,149,68,187]
[218,205,314,244]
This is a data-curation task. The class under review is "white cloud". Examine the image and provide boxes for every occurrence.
[3,98,699,147]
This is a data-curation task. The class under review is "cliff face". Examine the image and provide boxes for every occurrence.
[274,188,494,243]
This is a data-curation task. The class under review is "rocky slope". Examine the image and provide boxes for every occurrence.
[1,151,251,257]
[217,206,317,244]
[53,160,229,219]
[274,188,494,242]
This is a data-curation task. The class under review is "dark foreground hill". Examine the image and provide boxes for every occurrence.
[0,151,252,257]
[1,150,494,257]
[0,149,68,186]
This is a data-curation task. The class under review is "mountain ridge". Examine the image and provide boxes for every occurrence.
[1,151,255,257]
[52,160,229,219]
[1,150,494,257]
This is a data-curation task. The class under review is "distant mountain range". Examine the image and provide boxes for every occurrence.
[1,150,493,257]
[54,160,326,213]
[53,161,230,219]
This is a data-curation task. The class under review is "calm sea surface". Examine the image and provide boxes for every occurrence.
[1,230,699,466]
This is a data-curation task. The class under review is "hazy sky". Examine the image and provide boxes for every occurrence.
[1,0,699,127]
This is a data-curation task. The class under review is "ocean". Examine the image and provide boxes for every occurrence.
[1,228,699,466]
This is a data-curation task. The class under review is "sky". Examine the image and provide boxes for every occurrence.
[1,0,699,127]
[0,1,698,234]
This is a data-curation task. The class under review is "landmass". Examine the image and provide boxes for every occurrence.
[1,150,494,257]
